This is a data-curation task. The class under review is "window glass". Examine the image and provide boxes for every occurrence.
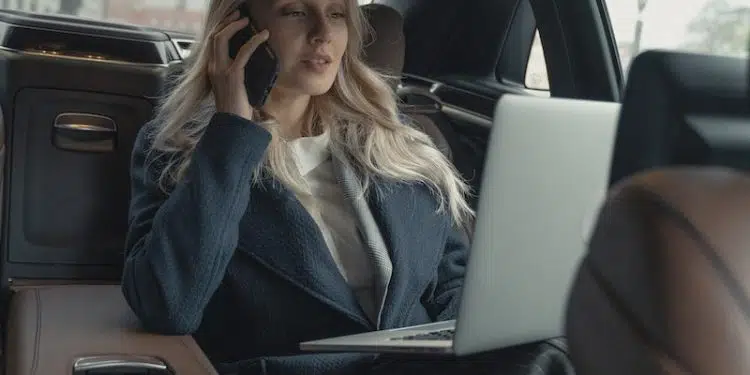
[0,0,375,34]
[605,0,749,74]
[525,0,750,89]
[525,30,549,91]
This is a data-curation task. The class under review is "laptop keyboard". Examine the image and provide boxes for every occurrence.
[391,329,455,341]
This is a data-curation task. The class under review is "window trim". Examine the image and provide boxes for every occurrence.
[495,0,537,86]
[591,0,624,96]
[528,0,621,101]
[527,0,577,97]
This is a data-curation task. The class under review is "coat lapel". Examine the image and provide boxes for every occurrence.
[331,152,393,328]
[332,151,448,329]
[366,180,449,328]
[236,176,373,329]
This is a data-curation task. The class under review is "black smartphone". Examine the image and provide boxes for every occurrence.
[227,3,279,108]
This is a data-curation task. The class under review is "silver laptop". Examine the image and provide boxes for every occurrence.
[300,95,619,356]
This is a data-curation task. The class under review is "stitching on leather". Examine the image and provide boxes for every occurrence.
[631,186,750,322]
[583,260,695,375]
[585,185,742,375]
[178,336,216,374]
[30,289,41,375]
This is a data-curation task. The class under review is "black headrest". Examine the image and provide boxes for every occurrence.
[609,50,750,186]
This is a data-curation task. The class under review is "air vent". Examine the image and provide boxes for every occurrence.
[3,26,169,65]
[172,38,194,59]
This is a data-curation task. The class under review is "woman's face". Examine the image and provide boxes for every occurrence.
[249,0,350,97]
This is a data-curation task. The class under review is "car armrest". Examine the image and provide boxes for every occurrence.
[5,284,218,375]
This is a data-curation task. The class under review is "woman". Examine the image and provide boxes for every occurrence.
[121,0,474,374]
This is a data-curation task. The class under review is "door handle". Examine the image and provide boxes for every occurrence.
[53,112,117,152]
[73,354,172,375]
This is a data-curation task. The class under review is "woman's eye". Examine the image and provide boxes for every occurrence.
[330,12,346,19]
[284,10,306,17]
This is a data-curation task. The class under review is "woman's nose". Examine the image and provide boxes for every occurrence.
[308,14,333,44]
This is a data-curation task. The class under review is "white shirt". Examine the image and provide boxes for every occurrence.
[287,132,378,320]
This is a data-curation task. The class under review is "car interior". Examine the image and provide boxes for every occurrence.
[0,0,744,373]
[565,43,750,375]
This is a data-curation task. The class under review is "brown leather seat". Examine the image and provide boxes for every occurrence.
[7,285,217,375]
[566,166,750,375]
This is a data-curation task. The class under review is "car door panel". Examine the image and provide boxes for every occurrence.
[0,10,218,375]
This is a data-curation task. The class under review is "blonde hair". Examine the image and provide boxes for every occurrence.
[147,0,474,226]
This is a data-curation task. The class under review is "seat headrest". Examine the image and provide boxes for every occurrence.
[360,3,405,85]
[609,50,749,186]
[566,166,750,375]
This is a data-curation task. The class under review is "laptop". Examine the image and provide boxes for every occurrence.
[300,94,619,356]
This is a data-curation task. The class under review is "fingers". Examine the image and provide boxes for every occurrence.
[214,9,239,34]
[231,29,270,74]
[211,12,248,69]
[208,12,237,75]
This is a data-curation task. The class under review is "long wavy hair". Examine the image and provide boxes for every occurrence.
[147,0,474,226]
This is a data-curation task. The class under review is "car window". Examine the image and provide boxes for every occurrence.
[526,0,750,91]
[525,30,549,91]
[2,0,375,34]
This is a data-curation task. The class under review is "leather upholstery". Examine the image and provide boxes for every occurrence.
[566,166,750,375]
[6,284,218,375]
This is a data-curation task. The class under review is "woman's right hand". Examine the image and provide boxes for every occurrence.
[208,10,270,121]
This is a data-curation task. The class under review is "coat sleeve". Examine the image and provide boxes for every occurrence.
[121,112,272,334]
[424,222,470,321]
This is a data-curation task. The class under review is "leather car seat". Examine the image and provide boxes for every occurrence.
[566,166,750,375]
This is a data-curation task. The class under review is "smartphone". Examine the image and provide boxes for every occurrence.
[227,3,279,108]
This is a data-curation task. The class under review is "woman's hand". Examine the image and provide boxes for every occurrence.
[208,10,270,121]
